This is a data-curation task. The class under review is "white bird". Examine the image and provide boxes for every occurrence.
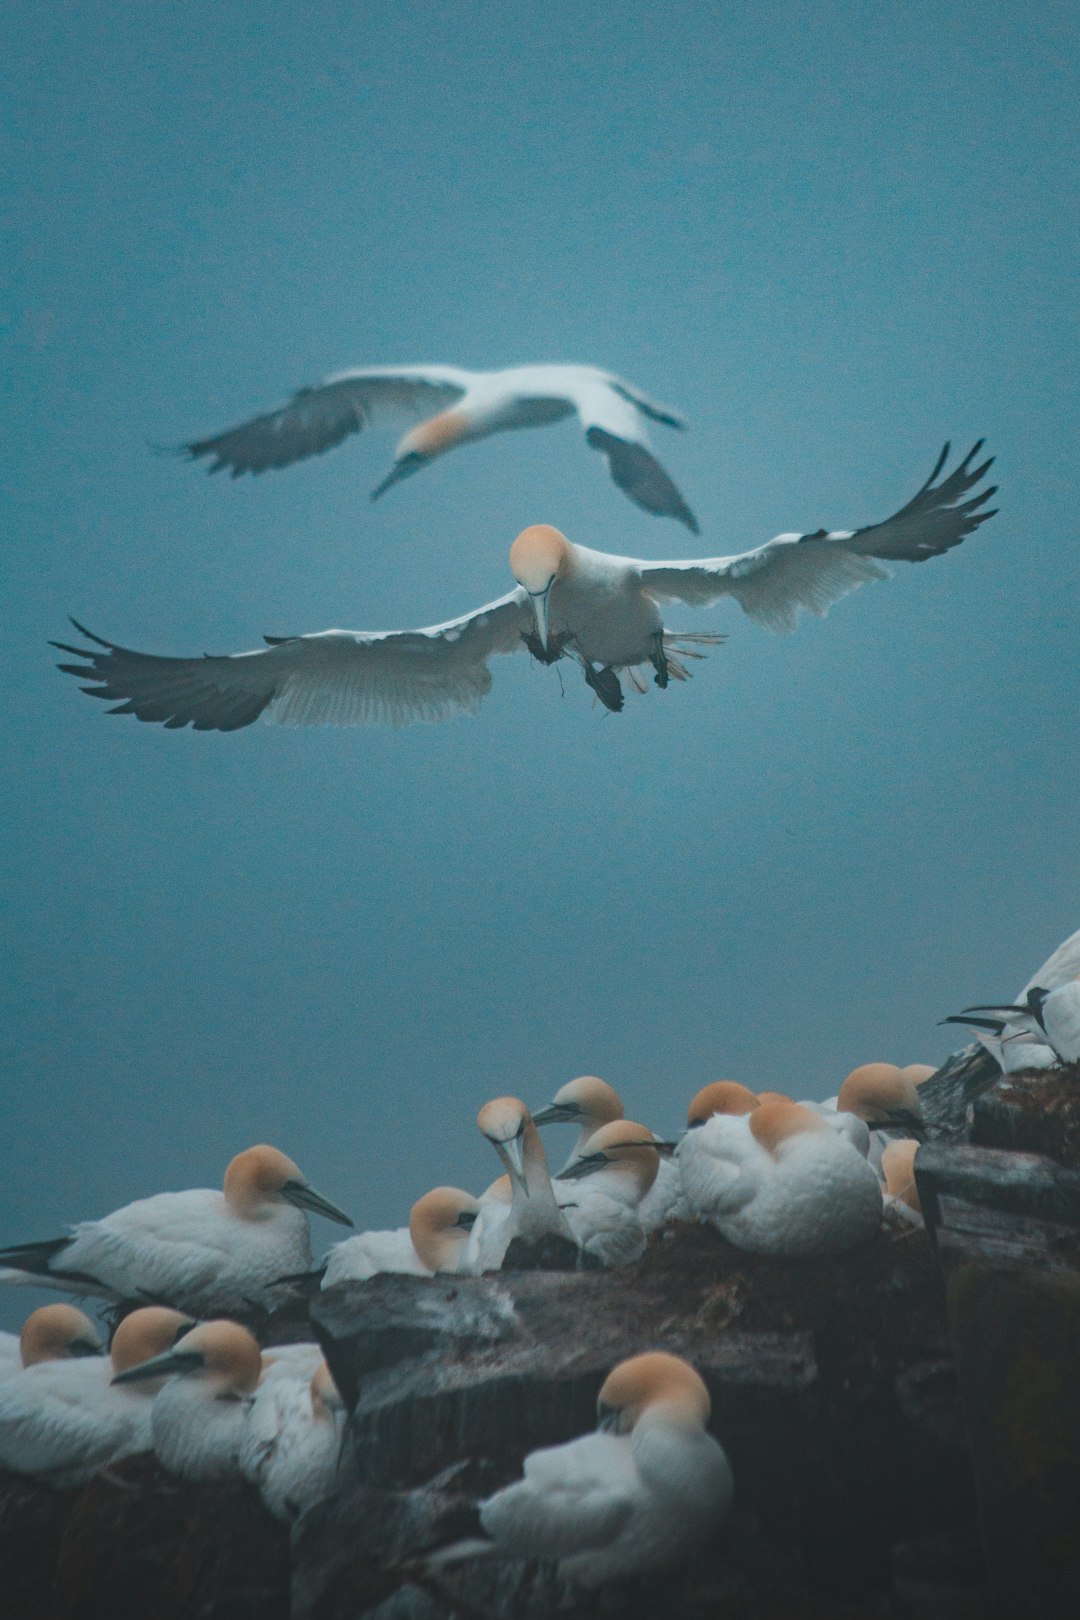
[0,1145,353,1316]
[0,1306,192,1486]
[463,1098,578,1274]
[682,1093,883,1258]
[674,1082,767,1226]
[321,1186,480,1288]
[532,1074,689,1230]
[755,1089,871,1158]
[239,1359,347,1521]
[183,362,699,529]
[430,1351,732,1587]
[0,1304,103,1380]
[829,1062,932,1172]
[555,1121,661,1268]
[948,980,1080,1066]
[56,443,996,729]
[113,1318,263,1481]
[940,928,1080,1072]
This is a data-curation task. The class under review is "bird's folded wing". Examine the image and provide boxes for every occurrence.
[54,591,531,731]
[481,1437,635,1556]
[636,442,997,632]
[186,366,472,476]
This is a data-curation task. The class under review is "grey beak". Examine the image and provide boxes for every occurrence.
[112,1347,205,1386]
[499,1133,529,1197]
[281,1180,354,1228]
[558,1153,607,1182]
[529,1103,575,1127]
[370,453,424,502]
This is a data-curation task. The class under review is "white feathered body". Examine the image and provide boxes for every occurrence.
[149,1374,251,1481]
[321,1227,431,1289]
[480,1413,733,1587]
[0,1359,152,1485]
[6,1189,313,1314]
[706,1131,883,1258]
[636,1154,690,1231]
[550,549,664,670]
[239,1370,345,1520]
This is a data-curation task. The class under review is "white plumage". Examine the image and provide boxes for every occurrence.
[183,362,698,529]
[0,1144,352,1316]
[56,444,995,730]
[435,1352,732,1587]
[240,1360,346,1521]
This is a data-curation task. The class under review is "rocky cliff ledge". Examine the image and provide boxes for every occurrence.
[4,1066,1080,1620]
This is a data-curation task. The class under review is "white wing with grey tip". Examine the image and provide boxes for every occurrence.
[636,442,997,632]
[53,590,532,732]
[186,365,473,477]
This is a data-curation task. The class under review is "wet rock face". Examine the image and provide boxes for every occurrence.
[0,1454,289,1620]
[970,1064,1080,1165]
[297,1222,982,1618]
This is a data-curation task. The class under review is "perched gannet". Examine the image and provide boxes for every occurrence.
[113,1319,263,1481]
[836,1064,925,1149]
[556,1122,660,1267]
[182,362,698,529]
[463,1099,577,1273]
[240,1359,347,1521]
[431,1351,732,1586]
[0,1304,103,1379]
[946,981,1080,1066]
[757,1089,871,1157]
[56,444,996,729]
[321,1187,480,1288]
[0,1145,352,1315]
[0,1306,192,1485]
[698,1100,884,1259]
[533,1075,689,1230]
[939,928,1080,1073]
[675,1083,765,1225]
[880,1140,923,1225]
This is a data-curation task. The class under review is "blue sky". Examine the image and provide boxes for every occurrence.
[2,1,1078,1324]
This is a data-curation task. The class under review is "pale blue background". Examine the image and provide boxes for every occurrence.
[2,1,1078,1325]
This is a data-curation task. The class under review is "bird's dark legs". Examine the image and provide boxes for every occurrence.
[521,628,573,666]
[649,632,669,689]
[582,663,624,713]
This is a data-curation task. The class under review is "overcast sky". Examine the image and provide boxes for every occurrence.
[2,1,1078,1327]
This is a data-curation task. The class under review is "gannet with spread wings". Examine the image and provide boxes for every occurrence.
[56,443,996,729]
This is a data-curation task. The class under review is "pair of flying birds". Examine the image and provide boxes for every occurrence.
[56,361,998,729]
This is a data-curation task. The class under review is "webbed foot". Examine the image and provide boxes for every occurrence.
[583,664,624,713]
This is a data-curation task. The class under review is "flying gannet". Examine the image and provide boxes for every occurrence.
[320,1186,480,1288]
[55,443,996,727]
[429,1351,733,1586]
[183,362,698,529]
[0,1306,193,1485]
[113,1318,263,1481]
[0,1145,352,1315]
[532,1075,690,1230]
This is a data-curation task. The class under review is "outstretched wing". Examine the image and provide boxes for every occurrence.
[568,376,698,532]
[53,591,532,732]
[636,443,996,632]
[185,365,473,477]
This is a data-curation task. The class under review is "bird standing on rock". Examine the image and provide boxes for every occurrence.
[56,443,996,728]
[182,362,699,529]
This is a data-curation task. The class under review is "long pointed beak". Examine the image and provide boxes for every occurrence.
[529,1103,573,1127]
[939,1014,1007,1032]
[281,1180,354,1227]
[558,1154,605,1182]
[529,585,552,654]
[498,1135,529,1197]
[651,1140,681,1157]
[370,452,423,502]
[112,1347,205,1386]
